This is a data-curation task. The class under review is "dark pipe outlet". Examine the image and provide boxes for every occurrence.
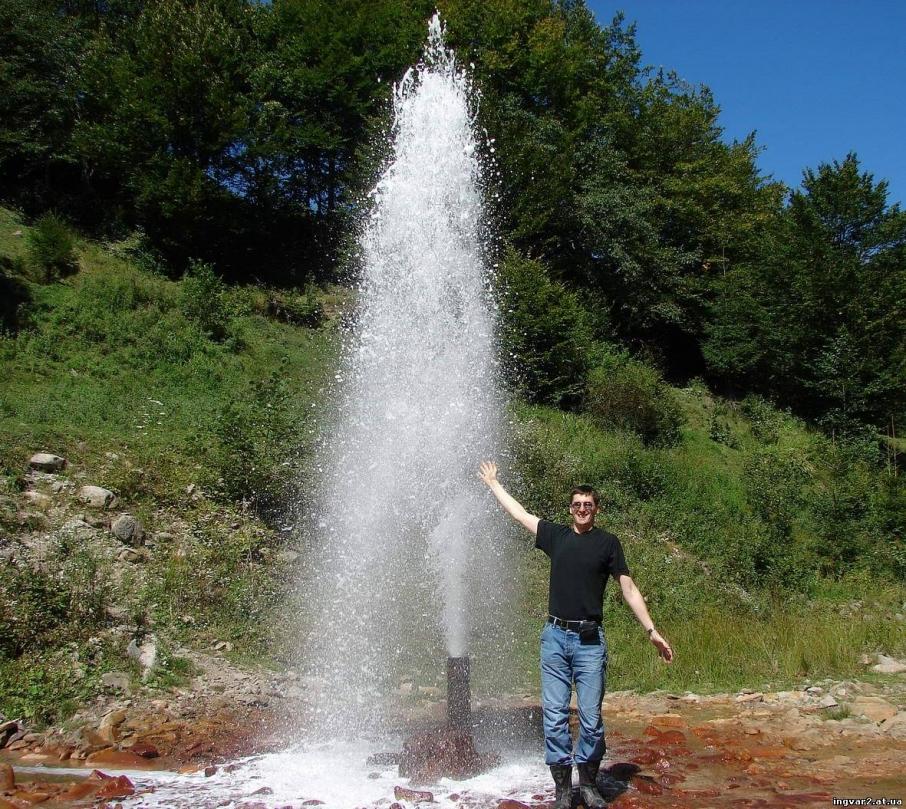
[447,655,471,730]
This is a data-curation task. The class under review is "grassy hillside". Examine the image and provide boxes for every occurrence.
[1,206,904,724]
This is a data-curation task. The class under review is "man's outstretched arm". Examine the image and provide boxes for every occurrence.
[618,574,674,663]
[478,461,540,535]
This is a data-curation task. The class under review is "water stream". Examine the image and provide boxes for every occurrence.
[293,13,510,741]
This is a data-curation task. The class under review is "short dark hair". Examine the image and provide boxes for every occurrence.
[570,485,599,506]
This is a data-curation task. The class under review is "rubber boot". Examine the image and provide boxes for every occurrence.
[549,764,572,809]
[577,760,606,809]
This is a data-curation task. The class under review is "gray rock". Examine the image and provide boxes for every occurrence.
[818,694,839,709]
[111,514,144,546]
[851,695,898,723]
[23,491,52,510]
[127,635,157,680]
[0,720,20,748]
[871,654,906,675]
[77,485,116,509]
[879,711,906,739]
[100,672,131,692]
[29,453,66,472]
[117,547,149,563]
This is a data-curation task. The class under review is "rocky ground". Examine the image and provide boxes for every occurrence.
[1,662,905,808]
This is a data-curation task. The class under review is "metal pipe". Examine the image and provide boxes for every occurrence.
[446,655,471,730]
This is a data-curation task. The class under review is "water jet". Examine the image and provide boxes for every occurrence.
[299,14,510,761]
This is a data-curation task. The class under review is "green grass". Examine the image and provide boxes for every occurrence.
[0,208,342,722]
[1,205,904,723]
[509,387,906,694]
[0,224,339,507]
[606,594,906,694]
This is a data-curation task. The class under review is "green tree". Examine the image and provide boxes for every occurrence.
[705,154,906,430]
[0,0,82,210]
[442,1,779,375]
[495,247,595,407]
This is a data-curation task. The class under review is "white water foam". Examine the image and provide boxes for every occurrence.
[119,747,550,808]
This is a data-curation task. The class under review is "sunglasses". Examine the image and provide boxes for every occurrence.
[569,501,596,512]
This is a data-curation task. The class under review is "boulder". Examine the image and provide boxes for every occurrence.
[127,636,157,680]
[0,762,14,790]
[111,515,144,545]
[871,654,906,675]
[879,712,906,739]
[100,672,131,692]
[97,709,128,744]
[394,786,434,803]
[818,694,839,709]
[93,771,136,799]
[117,547,150,563]
[851,696,898,723]
[29,453,65,472]
[23,491,52,510]
[77,485,115,509]
[0,720,19,748]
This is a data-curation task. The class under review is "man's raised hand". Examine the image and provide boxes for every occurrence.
[478,461,498,487]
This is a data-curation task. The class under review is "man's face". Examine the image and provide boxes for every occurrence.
[569,494,598,530]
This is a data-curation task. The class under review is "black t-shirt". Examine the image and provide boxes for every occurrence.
[535,519,631,622]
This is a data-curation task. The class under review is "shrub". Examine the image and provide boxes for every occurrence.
[0,549,109,658]
[180,260,229,340]
[26,212,78,282]
[743,446,809,540]
[807,435,906,579]
[741,395,785,443]
[265,287,323,328]
[211,370,308,519]
[495,248,596,407]
[0,256,31,332]
[585,349,683,445]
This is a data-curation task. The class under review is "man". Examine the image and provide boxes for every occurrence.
[478,461,673,809]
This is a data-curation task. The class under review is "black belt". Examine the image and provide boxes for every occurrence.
[547,615,601,630]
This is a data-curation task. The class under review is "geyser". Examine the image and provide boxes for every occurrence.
[298,11,510,751]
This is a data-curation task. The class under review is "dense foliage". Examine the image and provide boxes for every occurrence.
[1,0,903,433]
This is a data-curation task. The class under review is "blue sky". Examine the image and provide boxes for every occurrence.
[587,1,905,206]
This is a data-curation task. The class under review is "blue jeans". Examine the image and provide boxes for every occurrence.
[540,621,608,766]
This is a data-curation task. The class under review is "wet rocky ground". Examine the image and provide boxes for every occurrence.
[2,663,905,808]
